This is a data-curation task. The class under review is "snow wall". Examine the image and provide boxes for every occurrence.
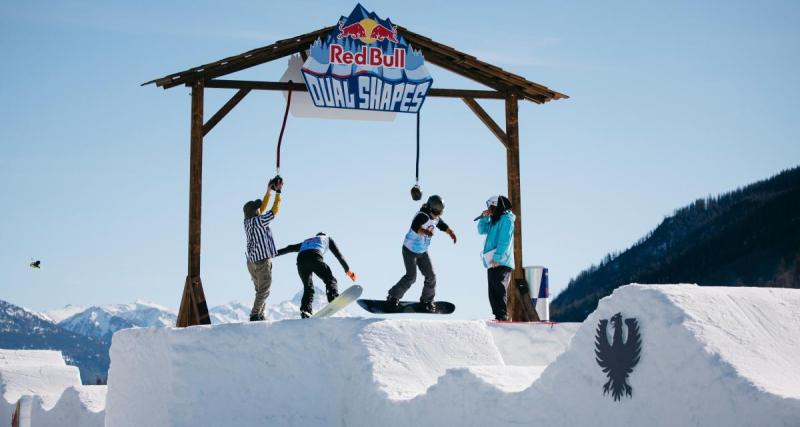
[0,350,105,427]
[105,284,800,427]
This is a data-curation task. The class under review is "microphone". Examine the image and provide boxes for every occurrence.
[473,214,484,221]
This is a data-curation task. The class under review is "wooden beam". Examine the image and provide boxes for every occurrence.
[177,80,211,327]
[462,97,507,148]
[504,93,540,322]
[203,79,506,99]
[203,88,251,136]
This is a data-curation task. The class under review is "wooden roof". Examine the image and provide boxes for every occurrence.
[144,25,568,104]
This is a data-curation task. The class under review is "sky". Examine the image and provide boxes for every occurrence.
[1,1,798,319]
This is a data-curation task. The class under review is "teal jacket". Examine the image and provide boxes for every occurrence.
[477,211,516,269]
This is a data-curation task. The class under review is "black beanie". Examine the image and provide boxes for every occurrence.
[243,199,261,219]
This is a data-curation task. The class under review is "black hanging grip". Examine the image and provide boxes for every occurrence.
[269,175,283,190]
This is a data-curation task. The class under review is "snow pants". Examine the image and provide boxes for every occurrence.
[297,251,339,312]
[247,257,272,317]
[488,266,512,320]
[388,246,436,303]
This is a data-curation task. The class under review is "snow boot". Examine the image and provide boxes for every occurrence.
[420,300,437,314]
[327,289,339,303]
[300,304,313,319]
[385,296,400,313]
[250,313,265,322]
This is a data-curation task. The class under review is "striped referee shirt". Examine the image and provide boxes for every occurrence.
[244,211,277,262]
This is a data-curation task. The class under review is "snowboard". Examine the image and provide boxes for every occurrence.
[356,299,455,314]
[311,284,363,318]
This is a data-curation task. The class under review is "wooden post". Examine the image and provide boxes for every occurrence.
[177,81,211,327]
[505,94,540,322]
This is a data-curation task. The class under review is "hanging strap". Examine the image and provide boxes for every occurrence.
[415,112,420,184]
[276,81,293,174]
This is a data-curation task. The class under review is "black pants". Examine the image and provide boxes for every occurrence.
[488,266,512,320]
[297,251,339,312]
[388,246,436,303]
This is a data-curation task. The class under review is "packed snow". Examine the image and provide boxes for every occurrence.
[0,350,104,427]
[104,284,800,426]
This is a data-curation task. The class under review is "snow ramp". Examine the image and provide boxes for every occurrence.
[0,350,105,427]
[105,284,799,426]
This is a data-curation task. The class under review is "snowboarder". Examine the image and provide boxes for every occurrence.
[276,233,357,318]
[243,177,283,321]
[477,195,515,321]
[385,195,457,313]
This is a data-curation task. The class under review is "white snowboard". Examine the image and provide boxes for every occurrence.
[312,285,363,318]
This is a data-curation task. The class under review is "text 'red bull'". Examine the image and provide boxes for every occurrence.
[329,44,406,68]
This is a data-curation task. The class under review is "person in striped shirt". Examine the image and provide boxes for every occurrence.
[243,177,283,321]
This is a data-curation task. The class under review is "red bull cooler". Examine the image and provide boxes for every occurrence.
[524,266,550,321]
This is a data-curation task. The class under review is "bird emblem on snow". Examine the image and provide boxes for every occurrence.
[594,312,642,401]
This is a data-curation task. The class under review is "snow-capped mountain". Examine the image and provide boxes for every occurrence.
[43,288,349,340]
[52,301,177,342]
[40,304,87,323]
[0,300,109,384]
[210,287,351,323]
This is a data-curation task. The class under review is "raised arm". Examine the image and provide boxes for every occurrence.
[259,179,283,216]
[276,243,301,257]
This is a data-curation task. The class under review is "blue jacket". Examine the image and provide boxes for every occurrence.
[477,211,516,269]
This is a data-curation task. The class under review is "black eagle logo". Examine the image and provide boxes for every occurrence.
[595,312,642,401]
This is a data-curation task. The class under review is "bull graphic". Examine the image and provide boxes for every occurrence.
[369,24,398,43]
[337,20,366,40]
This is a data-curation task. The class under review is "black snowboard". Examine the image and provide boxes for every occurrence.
[356,299,455,314]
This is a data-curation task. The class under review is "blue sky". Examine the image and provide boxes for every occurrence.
[1,1,798,319]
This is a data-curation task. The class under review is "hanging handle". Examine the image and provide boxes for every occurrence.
[275,80,293,176]
[410,112,422,201]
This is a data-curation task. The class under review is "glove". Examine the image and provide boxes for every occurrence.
[447,228,457,244]
[346,271,357,282]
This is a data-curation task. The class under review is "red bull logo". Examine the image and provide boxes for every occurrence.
[300,4,433,113]
[337,19,399,44]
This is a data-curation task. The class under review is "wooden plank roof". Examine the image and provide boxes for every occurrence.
[143,25,568,104]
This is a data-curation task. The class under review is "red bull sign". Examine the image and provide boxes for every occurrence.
[301,4,433,113]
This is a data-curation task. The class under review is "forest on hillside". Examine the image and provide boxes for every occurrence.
[551,166,800,322]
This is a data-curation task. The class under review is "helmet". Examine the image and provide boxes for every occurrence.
[426,195,444,215]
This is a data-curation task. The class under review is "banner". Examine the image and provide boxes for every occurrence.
[301,4,433,113]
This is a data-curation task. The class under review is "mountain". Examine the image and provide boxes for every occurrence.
[0,300,108,384]
[42,287,346,341]
[0,289,351,382]
[53,302,176,342]
[211,287,350,323]
[552,166,800,322]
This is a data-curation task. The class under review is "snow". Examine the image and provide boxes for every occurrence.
[0,350,103,426]
[105,317,575,426]
[104,284,800,426]
[41,304,87,323]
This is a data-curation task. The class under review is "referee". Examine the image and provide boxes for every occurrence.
[243,177,283,321]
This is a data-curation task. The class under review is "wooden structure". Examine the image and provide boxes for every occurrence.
[144,25,568,326]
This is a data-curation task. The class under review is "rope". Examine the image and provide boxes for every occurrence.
[415,112,420,184]
[276,81,293,174]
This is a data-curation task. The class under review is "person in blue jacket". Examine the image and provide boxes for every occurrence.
[477,195,515,321]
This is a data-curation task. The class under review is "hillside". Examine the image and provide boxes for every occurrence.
[0,301,109,384]
[552,166,800,321]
